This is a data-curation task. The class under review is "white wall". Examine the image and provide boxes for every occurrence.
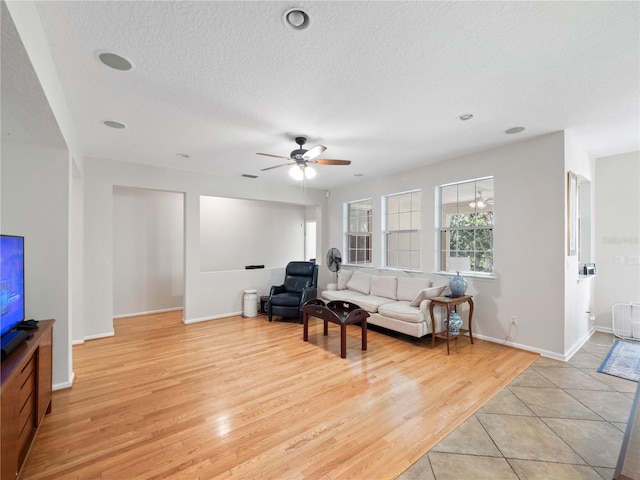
[200,196,304,271]
[83,156,325,338]
[563,133,596,356]
[113,187,184,317]
[326,132,568,357]
[1,140,71,388]
[594,151,640,330]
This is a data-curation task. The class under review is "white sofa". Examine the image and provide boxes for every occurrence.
[321,270,446,339]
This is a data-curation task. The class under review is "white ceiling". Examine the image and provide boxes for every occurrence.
[2,1,639,190]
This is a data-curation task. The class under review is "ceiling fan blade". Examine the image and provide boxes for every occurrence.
[260,162,294,171]
[257,152,290,160]
[303,145,327,161]
[313,159,351,166]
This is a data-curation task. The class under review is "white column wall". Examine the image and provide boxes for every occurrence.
[563,132,596,356]
[594,151,640,331]
[1,140,71,388]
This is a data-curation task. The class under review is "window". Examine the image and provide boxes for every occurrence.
[346,199,372,264]
[439,177,494,275]
[384,190,421,270]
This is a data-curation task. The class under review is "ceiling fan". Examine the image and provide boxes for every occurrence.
[257,137,351,179]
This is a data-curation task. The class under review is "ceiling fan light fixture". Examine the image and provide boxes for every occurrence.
[289,165,316,180]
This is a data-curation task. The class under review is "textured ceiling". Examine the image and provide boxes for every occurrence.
[2,1,639,189]
[1,1,65,149]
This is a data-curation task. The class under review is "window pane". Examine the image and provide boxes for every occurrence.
[398,194,411,212]
[411,192,421,211]
[411,211,420,229]
[388,232,399,251]
[410,231,420,249]
[388,213,398,231]
[398,212,411,230]
[438,178,494,274]
[387,196,398,214]
[398,251,411,270]
[384,191,421,270]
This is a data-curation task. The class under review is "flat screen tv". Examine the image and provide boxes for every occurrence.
[1,235,25,337]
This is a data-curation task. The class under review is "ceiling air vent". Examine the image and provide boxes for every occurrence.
[242,174,258,179]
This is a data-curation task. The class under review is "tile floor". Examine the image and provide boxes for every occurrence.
[398,332,638,480]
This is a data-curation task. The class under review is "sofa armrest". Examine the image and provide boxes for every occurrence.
[326,283,338,291]
[421,299,444,333]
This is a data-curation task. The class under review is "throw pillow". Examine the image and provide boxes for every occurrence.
[409,285,447,307]
[396,277,432,302]
[337,270,353,290]
[346,270,372,295]
[370,276,397,299]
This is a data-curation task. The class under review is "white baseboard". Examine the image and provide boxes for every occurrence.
[185,311,243,324]
[472,333,566,361]
[114,307,182,319]
[53,371,75,391]
[83,331,115,341]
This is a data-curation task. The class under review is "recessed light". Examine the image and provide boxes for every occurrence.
[103,120,126,129]
[459,113,474,121]
[505,127,525,134]
[177,153,190,158]
[98,52,133,71]
[284,9,309,29]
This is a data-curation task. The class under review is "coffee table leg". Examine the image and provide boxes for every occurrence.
[340,325,347,358]
[303,313,309,341]
[324,319,328,336]
[362,320,367,351]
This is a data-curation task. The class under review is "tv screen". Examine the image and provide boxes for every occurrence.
[1,235,25,336]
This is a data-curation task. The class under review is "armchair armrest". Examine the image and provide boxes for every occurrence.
[300,285,318,305]
[270,284,286,296]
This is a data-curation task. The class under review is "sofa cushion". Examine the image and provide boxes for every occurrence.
[396,277,432,302]
[378,301,425,323]
[370,276,397,300]
[409,285,447,307]
[349,295,393,313]
[337,270,353,290]
[346,270,372,294]
[321,289,360,302]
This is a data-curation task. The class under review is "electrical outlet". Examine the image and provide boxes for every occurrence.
[510,315,517,326]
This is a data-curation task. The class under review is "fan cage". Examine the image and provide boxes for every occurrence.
[611,303,640,341]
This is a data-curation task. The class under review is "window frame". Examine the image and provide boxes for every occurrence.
[383,189,422,272]
[344,198,373,266]
[438,177,494,277]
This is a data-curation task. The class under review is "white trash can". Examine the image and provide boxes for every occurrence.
[243,289,258,317]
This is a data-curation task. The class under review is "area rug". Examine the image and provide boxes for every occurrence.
[598,339,640,382]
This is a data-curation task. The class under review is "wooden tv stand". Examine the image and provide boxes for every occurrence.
[1,319,54,480]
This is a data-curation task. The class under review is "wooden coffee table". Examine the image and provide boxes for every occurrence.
[301,299,369,358]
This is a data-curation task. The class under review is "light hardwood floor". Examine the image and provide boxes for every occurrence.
[22,311,538,479]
